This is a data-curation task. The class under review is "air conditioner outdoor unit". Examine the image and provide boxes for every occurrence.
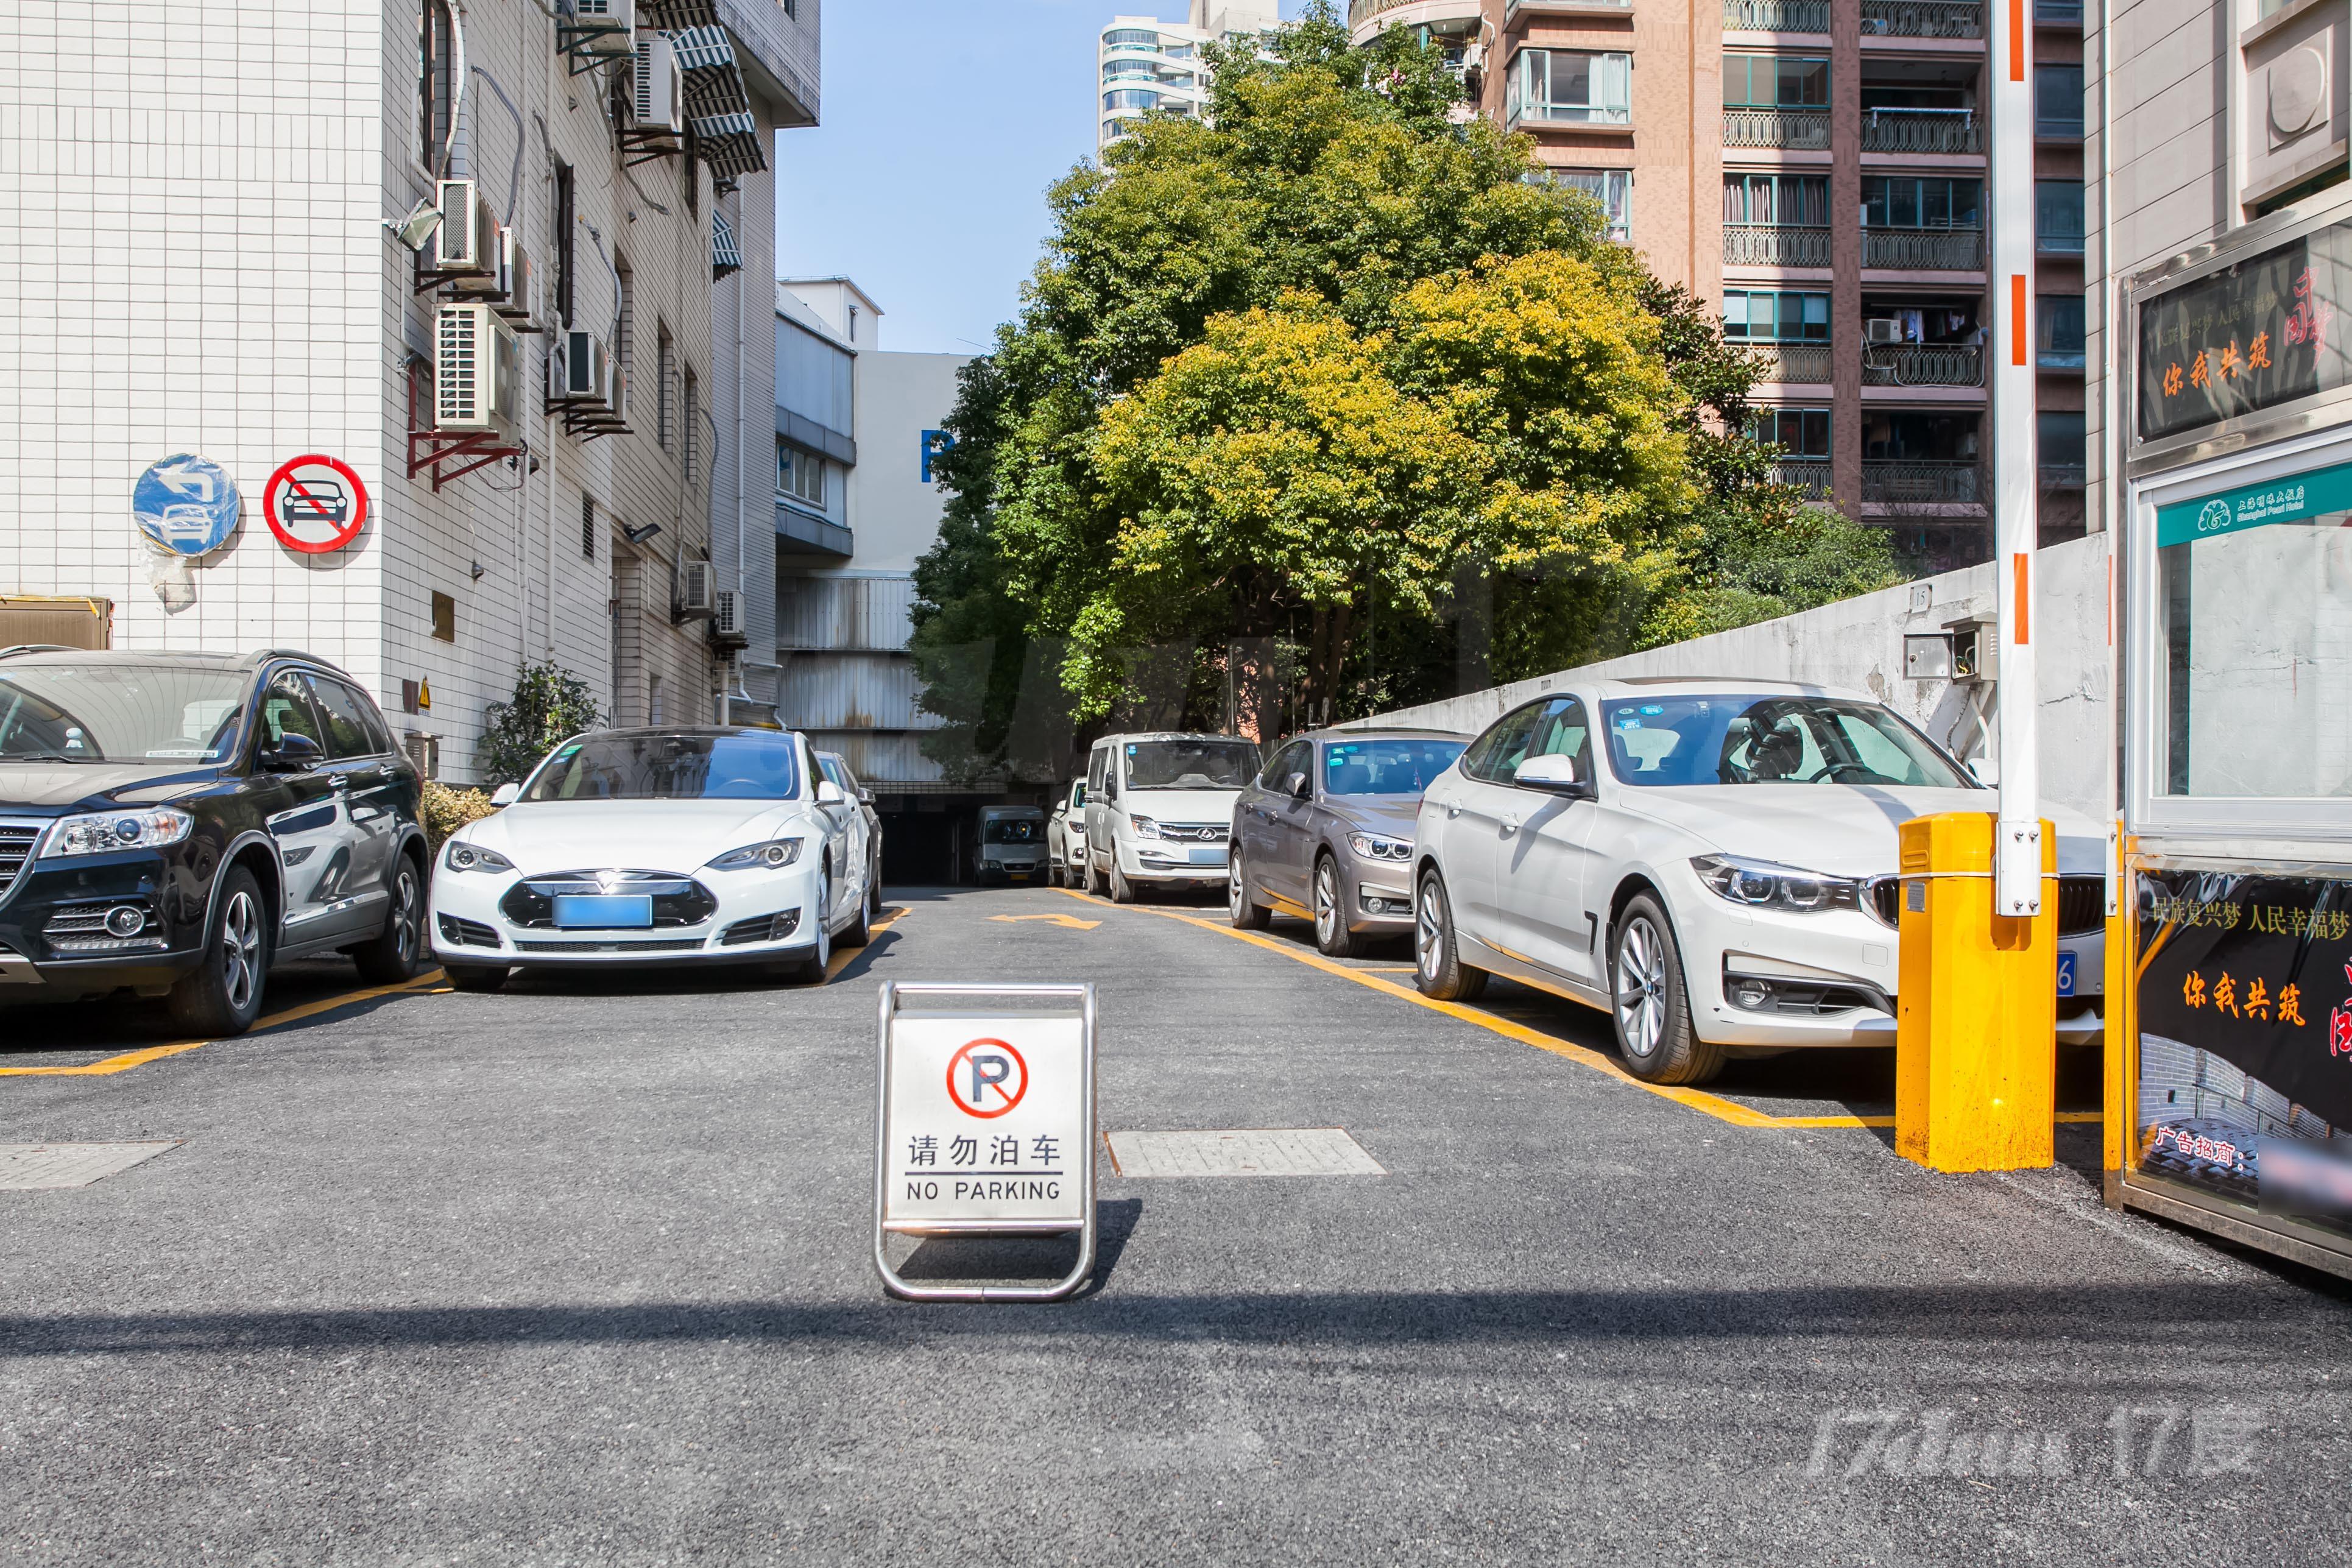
[1865,318,1904,346]
[711,587,750,648]
[633,33,685,135]
[552,330,615,407]
[403,732,440,782]
[434,303,522,442]
[429,180,500,279]
[1462,41,1485,71]
[677,559,715,618]
[493,231,538,328]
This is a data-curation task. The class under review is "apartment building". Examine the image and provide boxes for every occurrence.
[0,1,815,780]
[1347,0,2085,569]
[1097,2,1282,157]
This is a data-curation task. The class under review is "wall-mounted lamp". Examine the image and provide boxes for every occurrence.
[623,522,664,545]
[469,561,486,582]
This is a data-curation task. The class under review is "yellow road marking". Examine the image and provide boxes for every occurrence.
[0,972,450,1079]
[1049,888,2103,1132]
[825,905,912,980]
[988,913,1102,931]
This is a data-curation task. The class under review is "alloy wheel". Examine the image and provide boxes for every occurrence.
[1616,915,1668,1059]
[1315,861,1338,944]
[221,890,261,1013]
[1416,881,1443,981]
[391,869,419,966]
[1228,858,1247,920]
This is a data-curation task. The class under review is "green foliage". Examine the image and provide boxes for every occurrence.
[476,661,604,786]
[420,781,499,850]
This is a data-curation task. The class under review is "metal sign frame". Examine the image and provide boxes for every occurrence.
[872,981,1097,1303]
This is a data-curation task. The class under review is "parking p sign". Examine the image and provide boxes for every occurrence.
[874,982,1096,1301]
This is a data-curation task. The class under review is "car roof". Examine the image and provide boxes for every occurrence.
[1093,732,1256,744]
[1585,675,1873,703]
[578,725,801,741]
[1300,726,1470,744]
[0,646,354,679]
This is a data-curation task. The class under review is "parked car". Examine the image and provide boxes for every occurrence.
[976,803,1047,885]
[429,727,868,990]
[815,750,885,922]
[1229,728,1469,956]
[0,646,429,1035]
[1046,778,1087,888]
[1410,679,2108,1086]
[1082,732,1262,903]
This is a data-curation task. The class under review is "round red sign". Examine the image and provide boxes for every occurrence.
[263,454,369,554]
[945,1037,1028,1118]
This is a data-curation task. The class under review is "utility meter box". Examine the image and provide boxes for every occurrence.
[1944,613,1997,684]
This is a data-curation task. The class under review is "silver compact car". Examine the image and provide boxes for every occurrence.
[1229,729,1468,956]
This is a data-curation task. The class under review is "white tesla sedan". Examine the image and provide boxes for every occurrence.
[1411,679,2107,1086]
[428,727,869,991]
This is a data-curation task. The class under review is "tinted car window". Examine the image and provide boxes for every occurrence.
[261,671,328,754]
[526,732,802,801]
[1525,699,1591,777]
[0,663,250,763]
[1319,738,1466,795]
[1126,738,1260,789]
[1264,741,1311,791]
[1461,702,1549,783]
[305,676,380,760]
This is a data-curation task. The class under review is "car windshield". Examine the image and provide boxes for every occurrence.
[1599,696,1972,788]
[1321,738,1466,796]
[0,664,250,764]
[1125,739,1260,789]
[984,818,1042,843]
[524,732,802,801]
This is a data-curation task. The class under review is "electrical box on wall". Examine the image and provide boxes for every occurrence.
[1944,614,1997,684]
[1904,633,1954,680]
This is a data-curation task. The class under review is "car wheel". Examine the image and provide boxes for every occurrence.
[167,867,269,1036]
[1413,867,1486,1001]
[1228,851,1271,930]
[1312,853,1360,958]
[351,851,426,984]
[1109,858,1139,905]
[774,872,833,984]
[444,962,509,994]
[1610,894,1724,1086]
[838,873,873,948]
[869,870,885,920]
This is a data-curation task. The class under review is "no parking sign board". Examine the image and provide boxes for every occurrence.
[263,454,369,554]
[874,982,1096,1301]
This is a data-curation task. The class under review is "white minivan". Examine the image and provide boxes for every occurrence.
[1082,732,1262,903]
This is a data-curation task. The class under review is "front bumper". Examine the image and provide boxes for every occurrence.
[428,858,825,968]
[1120,838,1229,883]
[0,846,209,1000]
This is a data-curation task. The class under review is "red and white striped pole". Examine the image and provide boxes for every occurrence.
[1989,0,2041,917]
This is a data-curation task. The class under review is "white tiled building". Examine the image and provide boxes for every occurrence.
[0,0,818,782]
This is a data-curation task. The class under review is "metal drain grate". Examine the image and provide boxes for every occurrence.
[0,1142,182,1190]
[1104,1128,1385,1178]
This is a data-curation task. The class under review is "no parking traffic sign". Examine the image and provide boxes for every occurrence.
[874,983,1096,1302]
[263,454,369,554]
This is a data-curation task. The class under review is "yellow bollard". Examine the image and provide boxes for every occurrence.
[1895,812,2057,1173]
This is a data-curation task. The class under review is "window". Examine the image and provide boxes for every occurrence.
[2037,294,2086,369]
[1104,88,1162,111]
[553,161,576,328]
[1261,740,1312,791]
[2037,411,2086,468]
[2036,180,2085,253]
[430,590,456,642]
[261,671,327,754]
[682,370,699,484]
[1525,700,1591,780]
[2035,65,2083,138]
[657,324,676,450]
[1319,739,1468,796]
[305,676,381,760]
[526,732,803,802]
[1461,701,1550,783]
[778,442,826,508]
[1546,169,1632,241]
[417,0,456,172]
[1723,174,1829,226]
[1103,27,1161,48]
[1722,291,1831,342]
[582,495,597,560]
[1598,696,1968,788]
[1861,177,1982,230]
[1861,410,1978,461]
[1723,54,1828,107]
[1511,49,1631,125]
[1753,407,1831,457]
[614,254,635,379]
[1123,738,1260,789]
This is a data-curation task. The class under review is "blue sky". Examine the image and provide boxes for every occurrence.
[774,2,1307,355]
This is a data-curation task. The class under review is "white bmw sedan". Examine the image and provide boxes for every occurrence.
[428,727,869,991]
[1411,679,2107,1086]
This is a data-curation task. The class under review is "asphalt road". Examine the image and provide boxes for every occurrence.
[4,884,2349,1566]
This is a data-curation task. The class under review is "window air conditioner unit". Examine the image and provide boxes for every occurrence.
[429,180,500,279]
[1462,42,1485,71]
[633,34,685,136]
[552,329,615,408]
[1865,318,1904,346]
[711,587,750,648]
[677,559,715,618]
[434,303,521,442]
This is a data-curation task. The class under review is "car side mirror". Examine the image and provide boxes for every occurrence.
[1513,754,1591,795]
[858,787,874,805]
[816,779,846,806]
[260,731,322,772]
[1073,785,1086,807]
[1287,772,1312,800]
[490,782,521,807]
[1966,757,1998,788]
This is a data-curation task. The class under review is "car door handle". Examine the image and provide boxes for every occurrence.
[1499,816,1519,837]
[328,774,350,792]
[1445,805,1462,819]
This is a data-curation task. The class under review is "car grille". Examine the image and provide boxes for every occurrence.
[43,902,164,953]
[436,914,502,948]
[1154,823,1227,843]
[500,871,717,930]
[1869,873,2105,936]
[0,822,42,898]
[513,938,707,953]
[719,909,801,945]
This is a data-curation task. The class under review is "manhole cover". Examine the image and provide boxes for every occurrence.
[1104,1128,1385,1178]
[0,1142,182,1190]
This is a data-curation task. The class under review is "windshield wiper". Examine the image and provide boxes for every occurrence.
[1,752,91,764]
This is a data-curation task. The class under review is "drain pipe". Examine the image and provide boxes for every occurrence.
[2097,0,2120,913]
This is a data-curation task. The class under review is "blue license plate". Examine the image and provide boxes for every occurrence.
[2057,950,2077,997]
[553,894,654,928]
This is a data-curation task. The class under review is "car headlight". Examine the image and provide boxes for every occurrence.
[1346,832,1413,863]
[707,837,805,871]
[1690,853,1860,914]
[1129,814,1162,839]
[40,808,192,858]
[444,841,515,874]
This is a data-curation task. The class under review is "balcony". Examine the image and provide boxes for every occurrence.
[1723,0,1829,29]
[1723,107,1832,150]
[1860,107,1980,154]
[1861,342,1983,387]
[1723,224,1831,266]
[1862,459,1980,503]
[1770,459,1835,497]
[1862,227,1983,269]
[2034,0,2082,23]
[1749,342,1835,383]
[1860,1,1984,39]
[1510,101,1634,130]
[1504,0,1633,15]
[1351,0,1485,28]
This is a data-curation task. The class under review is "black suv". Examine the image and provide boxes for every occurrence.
[0,647,430,1034]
